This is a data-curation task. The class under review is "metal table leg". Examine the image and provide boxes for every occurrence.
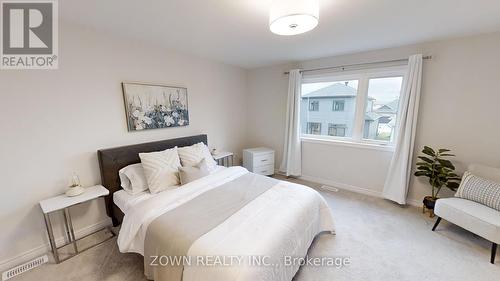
[43,213,59,263]
[64,208,78,254]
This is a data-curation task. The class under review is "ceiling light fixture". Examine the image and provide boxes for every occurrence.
[270,0,319,36]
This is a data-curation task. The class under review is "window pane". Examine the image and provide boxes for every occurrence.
[328,124,347,137]
[364,77,403,141]
[301,80,358,137]
[309,100,319,111]
[332,100,345,111]
[307,122,322,135]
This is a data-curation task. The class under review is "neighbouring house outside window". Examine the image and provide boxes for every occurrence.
[301,80,358,138]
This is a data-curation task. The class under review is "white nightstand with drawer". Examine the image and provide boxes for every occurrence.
[243,147,275,176]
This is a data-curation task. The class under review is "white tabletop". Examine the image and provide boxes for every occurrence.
[212,151,233,160]
[39,185,109,214]
[243,147,274,154]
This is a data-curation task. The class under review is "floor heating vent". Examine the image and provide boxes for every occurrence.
[320,185,339,192]
[2,255,48,281]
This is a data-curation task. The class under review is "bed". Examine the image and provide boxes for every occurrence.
[98,134,335,281]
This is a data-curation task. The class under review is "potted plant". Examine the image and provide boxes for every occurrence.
[414,146,461,213]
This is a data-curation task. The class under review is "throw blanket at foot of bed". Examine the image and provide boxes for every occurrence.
[117,166,335,281]
[144,173,278,280]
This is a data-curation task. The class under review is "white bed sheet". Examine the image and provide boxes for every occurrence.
[113,190,154,213]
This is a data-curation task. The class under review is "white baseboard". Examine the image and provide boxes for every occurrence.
[299,174,422,207]
[0,218,112,272]
[406,198,422,207]
[300,174,383,198]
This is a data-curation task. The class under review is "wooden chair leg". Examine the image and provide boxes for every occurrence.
[492,243,497,264]
[432,217,441,231]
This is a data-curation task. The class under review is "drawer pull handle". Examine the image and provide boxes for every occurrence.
[261,159,268,162]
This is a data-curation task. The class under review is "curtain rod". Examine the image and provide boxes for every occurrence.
[284,55,432,75]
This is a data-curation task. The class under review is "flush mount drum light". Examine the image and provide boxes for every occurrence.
[270,0,319,36]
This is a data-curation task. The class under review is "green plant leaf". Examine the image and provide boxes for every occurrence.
[440,153,455,157]
[447,181,460,190]
[417,166,431,171]
[418,156,434,164]
[438,148,451,153]
[414,171,429,177]
[422,146,436,157]
[437,159,455,170]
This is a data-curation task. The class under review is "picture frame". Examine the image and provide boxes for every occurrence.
[122,82,189,131]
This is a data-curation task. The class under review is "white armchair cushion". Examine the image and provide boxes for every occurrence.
[435,198,500,244]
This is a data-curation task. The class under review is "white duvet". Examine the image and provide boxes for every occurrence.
[118,166,335,281]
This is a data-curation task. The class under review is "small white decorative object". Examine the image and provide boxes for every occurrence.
[66,173,85,197]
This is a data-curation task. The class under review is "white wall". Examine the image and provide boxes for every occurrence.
[246,32,500,204]
[245,63,296,167]
[0,22,248,269]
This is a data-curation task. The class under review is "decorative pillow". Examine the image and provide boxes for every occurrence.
[177,142,217,171]
[179,159,210,185]
[139,147,181,194]
[455,171,500,211]
[118,163,149,195]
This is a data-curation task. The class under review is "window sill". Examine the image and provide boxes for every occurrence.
[301,136,395,152]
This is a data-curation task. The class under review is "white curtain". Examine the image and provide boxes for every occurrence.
[382,54,423,204]
[279,69,302,177]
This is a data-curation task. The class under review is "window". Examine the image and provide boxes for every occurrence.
[363,77,403,142]
[328,124,346,137]
[332,100,345,111]
[301,79,358,138]
[300,66,405,146]
[307,122,321,135]
[309,100,319,111]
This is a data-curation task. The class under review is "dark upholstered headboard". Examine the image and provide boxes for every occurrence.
[97,134,208,226]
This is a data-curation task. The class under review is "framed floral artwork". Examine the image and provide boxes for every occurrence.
[122,82,189,131]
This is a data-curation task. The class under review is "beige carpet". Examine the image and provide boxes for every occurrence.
[12,177,499,281]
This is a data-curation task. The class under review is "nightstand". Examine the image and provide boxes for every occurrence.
[243,147,275,176]
[212,151,234,167]
[39,185,114,263]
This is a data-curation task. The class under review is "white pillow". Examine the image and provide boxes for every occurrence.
[177,142,217,171]
[139,147,181,194]
[118,163,149,195]
[179,159,210,185]
[455,171,500,211]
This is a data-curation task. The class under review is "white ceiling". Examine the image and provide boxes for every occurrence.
[61,0,500,69]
